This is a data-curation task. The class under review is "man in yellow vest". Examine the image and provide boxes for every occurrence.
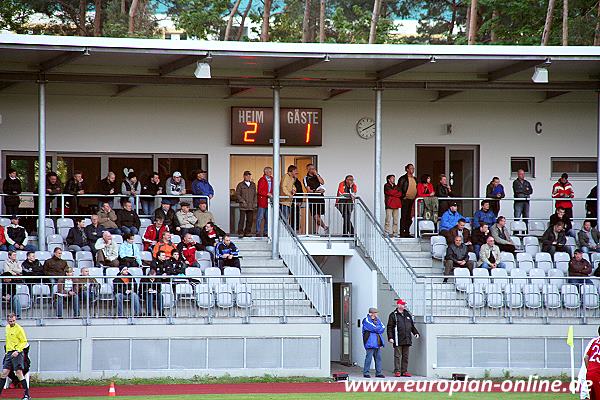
[0,313,30,399]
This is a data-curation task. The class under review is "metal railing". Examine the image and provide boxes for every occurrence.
[277,210,333,322]
[0,274,331,324]
[353,197,425,315]
[0,193,211,219]
[414,196,598,237]
[422,274,600,324]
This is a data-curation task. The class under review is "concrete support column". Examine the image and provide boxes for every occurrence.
[374,88,383,223]
[38,81,47,251]
[272,86,281,259]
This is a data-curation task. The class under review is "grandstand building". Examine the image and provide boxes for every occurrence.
[0,34,600,379]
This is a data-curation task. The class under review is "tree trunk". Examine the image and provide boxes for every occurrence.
[78,0,87,35]
[128,0,140,35]
[93,0,103,36]
[224,0,242,41]
[448,0,457,42]
[562,0,568,45]
[319,0,326,42]
[236,0,252,41]
[465,5,471,39]
[302,0,312,42]
[467,0,478,44]
[121,0,126,14]
[368,0,382,44]
[541,0,556,46]
[490,9,498,43]
[260,0,272,42]
[595,0,600,45]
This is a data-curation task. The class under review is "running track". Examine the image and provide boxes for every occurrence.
[5,381,575,398]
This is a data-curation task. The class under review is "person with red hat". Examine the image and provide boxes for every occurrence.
[387,298,420,377]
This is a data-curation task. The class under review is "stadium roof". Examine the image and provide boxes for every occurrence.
[0,33,599,99]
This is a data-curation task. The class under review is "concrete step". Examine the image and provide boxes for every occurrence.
[240,258,285,267]
[239,250,273,258]
[241,267,289,274]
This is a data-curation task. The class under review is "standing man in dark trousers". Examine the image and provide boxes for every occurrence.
[512,169,533,222]
[398,164,418,238]
[0,313,30,399]
[387,299,420,377]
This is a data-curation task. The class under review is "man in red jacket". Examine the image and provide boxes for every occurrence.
[256,167,273,237]
[552,173,575,221]
[142,217,169,251]
[384,174,402,237]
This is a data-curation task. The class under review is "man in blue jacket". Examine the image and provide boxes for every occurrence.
[472,200,496,229]
[439,202,469,238]
[362,307,386,378]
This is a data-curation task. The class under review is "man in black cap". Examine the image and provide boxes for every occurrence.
[387,299,420,377]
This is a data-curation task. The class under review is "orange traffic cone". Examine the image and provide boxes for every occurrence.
[108,381,116,397]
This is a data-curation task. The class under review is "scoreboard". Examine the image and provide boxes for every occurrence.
[231,107,322,146]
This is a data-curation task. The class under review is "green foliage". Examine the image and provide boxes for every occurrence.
[329,1,395,44]
[169,0,231,39]
[0,0,35,33]
[103,0,160,37]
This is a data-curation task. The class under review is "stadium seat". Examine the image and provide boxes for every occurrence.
[582,284,599,309]
[112,235,123,245]
[171,234,181,244]
[523,237,540,258]
[191,235,201,243]
[500,252,515,272]
[466,284,485,308]
[554,252,571,274]
[472,268,490,289]
[592,253,600,273]
[204,267,221,291]
[506,284,523,309]
[198,260,212,271]
[46,234,64,251]
[453,268,471,292]
[510,236,522,251]
[572,220,583,231]
[491,268,509,290]
[430,236,447,260]
[61,251,75,268]
[543,284,562,309]
[547,269,566,287]
[418,220,436,237]
[175,283,195,301]
[516,253,534,274]
[582,253,591,263]
[216,283,234,309]
[528,268,546,291]
[58,227,70,241]
[562,284,581,309]
[528,221,547,237]
[141,251,153,265]
[35,251,51,262]
[133,235,143,252]
[0,218,10,227]
[15,285,31,311]
[185,267,203,279]
[75,251,94,269]
[160,284,175,310]
[510,220,527,235]
[485,283,504,308]
[196,251,212,262]
[105,267,120,278]
[0,252,6,261]
[464,223,472,231]
[38,218,55,235]
[196,284,214,308]
[139,218,152,229]
[523,284,542,309]
[509,268,527,290]
[16,251,27,262]
[535,252,553,273]
[57,218,74,229]
[32,284,51,307]
[565,237,576,255]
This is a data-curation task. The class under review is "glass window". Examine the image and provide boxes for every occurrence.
[5,155,52,192]
[510,157,535,178]
[109,157,153,188]
[57,156,101,193]
[551,157,597,178]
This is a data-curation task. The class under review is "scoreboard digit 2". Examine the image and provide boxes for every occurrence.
[231,107,322,146]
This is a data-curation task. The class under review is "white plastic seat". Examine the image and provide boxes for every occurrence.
[516,253,534,274]
[58,227,70,241]
[196,251,212,262]
[500,252,515,272]
[34,250,51,262]
[160,283,175,309]
[528,221,547,236]
[466,284,485,308]
[57,218,74,229]
[562,284,581,309]
[171,234,181,244]
[175,283,195,300]
[592,253,600,273]
[554,252,571,274]
[582,253,591,263]
[0,218,10,227]
[72,267,81,276]
[39,218,55,235]
[535,252,553,273]
[491,268,509,290]
[76,251,94,269]
[431,236,448,260]
[216,283,234,308]
[82,218,91,226]
[141,251,153,264]
[510,268,527,290]
[485,283,504,308]
[105,267,120,277]
[128,267,143,284]
[453,268,471,292]
[543,284,562,309]
[191,235,201,243]
[506,283,523,308]
[16,251,27,261]
[198,260,212,271]
[196,284,214,308]
[185,267,203,278]
[468,252,477,263]
[523,236,540,258]
[139,218,152,229]
[472,268,490,289]
[529,268,547,291]
[133,235,143,252]
[60,251,75,268]
[235,283,252,308]
[112,235,123,245]
[223,267,241,286]
[523,284,542,309]
[46,234,64,251]
[464,222,472,231]
[204,267,222,291]
[418,220,436,236]
[582,284,599,309]
[15,285,31,310]
[32,284,51,306]
[0,252,6,261]
[565,237,577,255]
[511,236,522,250]
[88,267,104,283]
[511,220,527,234]
[547,269,566,287]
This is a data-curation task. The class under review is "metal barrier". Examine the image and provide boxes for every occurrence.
[277,210,333,322]
[421,274,600,324]
[353,197,425,315]
[0,193,210,219]
[0,274,332,325]
[277,195,355,239]
[414,196,598,238]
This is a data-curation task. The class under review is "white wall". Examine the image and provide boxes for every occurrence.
[0,93,597,227]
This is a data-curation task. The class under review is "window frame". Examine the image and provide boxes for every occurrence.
[550,157,597,180]
[510,156,536,179]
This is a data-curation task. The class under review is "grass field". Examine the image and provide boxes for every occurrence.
[32,393,579,399]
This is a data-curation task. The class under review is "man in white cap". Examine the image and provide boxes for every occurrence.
[165,171,186,209]
[387,299,420,377]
